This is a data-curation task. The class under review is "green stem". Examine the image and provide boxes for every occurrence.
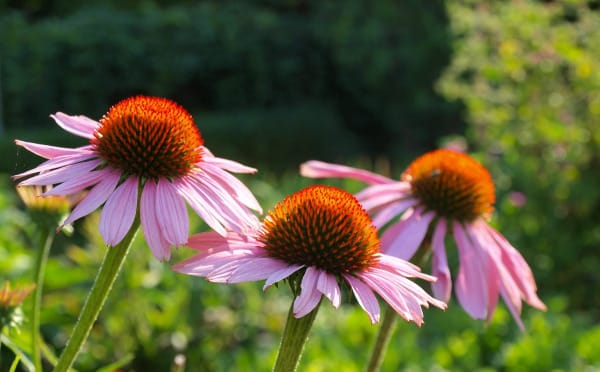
[365,304,397,372]
[272,301,321,372]
[53,218,139,372]
[365,248,432,372]
[31,227,55,372]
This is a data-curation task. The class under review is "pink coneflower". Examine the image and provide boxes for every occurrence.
[13,96,261,261]
[174,185,445,325]
[301,150,546,330]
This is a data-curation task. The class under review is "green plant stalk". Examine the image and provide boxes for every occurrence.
[365,245,432,372]
[31,227,55,372]
[365,303,397,372]
[272,301,321,372]
[53,217,140,372]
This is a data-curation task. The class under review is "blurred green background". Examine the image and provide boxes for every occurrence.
[1,0,599,371]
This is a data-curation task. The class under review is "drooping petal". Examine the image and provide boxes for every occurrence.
[293,267,322,318]
[228,257,289,283]
[300,160,395,185]
[358,269,424,326]
[177,177,228,236]
[453,221,489,319]
[173,247,259,276]
[179,172,260,236]
[208,259,256,283]
[431,219,452,302]
[99,176,139,246]
[381,208,435,259]
[264,264,304,290]
[316,271,342,308]
[343,274,380,324]
[376,254,436,281]
[187,231,262,252]
[366,264,446,309]
[14,140,94,160]
[192,171,260,232]
[371,199,419,228]
[481,222,546,310]
[355,183,412,211]
[18,159,102,186]
[156,178,189,246]
[465,223,501,322]
[470,221,533,330]
[201,148,258,174]
[13,153,99,180]
[50,112,98,139]
[61,169,120,226]
[201,162,263,213]
[141,180,171,261]
[43,170,104,196]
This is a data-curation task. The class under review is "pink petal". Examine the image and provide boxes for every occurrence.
[358,270,422,326]
[141,180,171,261]
[452,221,489,319]
[18,159,102,186]
[368,265,446,309]
[99,176,139,246]
[43,170,104,196]
[228,257,288,283]
[208,259,252,283]
[316,271,342,308]
[264,264,304,290]
[381,208,435,259]
[293,267,322,318]
[173,248,259,276]
[431,219,452,302]
[300,160,395,185]
[156,179,189,246]
[376,254,435,281]
[13,153,99,180]
[465,224,501,322]
[343,274,380,324]
[15,140,94,160]
[482,222,546,310]
[201,163,263,213]
[205,251,272,282]
[187,231,261,252]
[499,285,525,331]
[179,172,260,235]
[201,148,258,173]
[51,112,98,139]
[177,178,228,236]
[355,182,412,211]
[192,171,260,232]
[470,222,533,330]
[61,170,120,226]
[371,199,419,228]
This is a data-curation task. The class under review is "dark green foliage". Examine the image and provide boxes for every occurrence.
[0,1,462,161]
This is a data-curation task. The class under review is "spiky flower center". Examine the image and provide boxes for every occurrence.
[403,149,495,222]
[259,185,381,274]
[91,96,203,180]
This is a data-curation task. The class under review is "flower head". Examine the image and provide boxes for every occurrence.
[16,185,74,229]
[13,96,262,261]
[174,185,445,325]
[0,281,35,331]
[301,150,546,330]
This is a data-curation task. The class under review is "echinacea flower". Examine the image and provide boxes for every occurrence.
[0,281,36,331]
[174,185,446,325]
[16,185,73,229]
[301,150,546,329]
[13,96,262,261]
